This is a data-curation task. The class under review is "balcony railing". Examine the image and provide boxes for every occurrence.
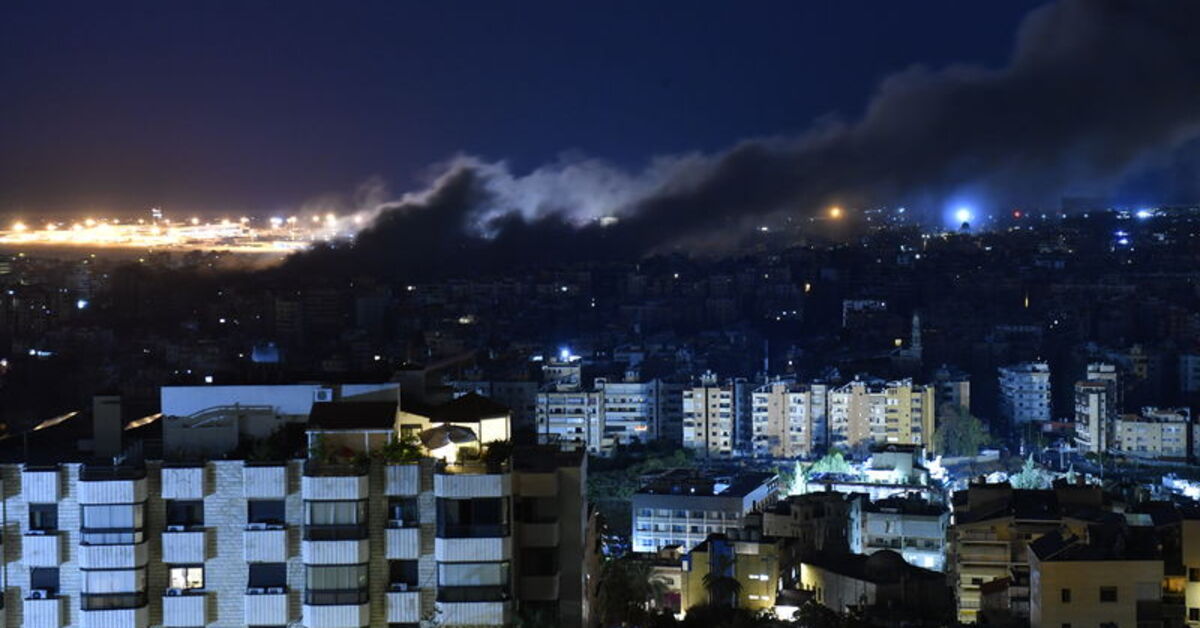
[437,460,510,475]
[304,459,369,477]
[304,588,370,606]
[81,591,148,611]
[304,523,369,541]
[437,586,510,603]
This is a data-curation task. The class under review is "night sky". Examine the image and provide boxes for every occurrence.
[2,1,1047,216]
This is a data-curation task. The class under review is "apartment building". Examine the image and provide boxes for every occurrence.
[536,389,602,452]
[750,381,829,458]
[0,386,590,628]
[1113,407,1194,461]
[998,362,1052,425]
[682,373,737,459]
[680,534,782,611]
[1074,380,1114,454]
[861,495,949,571]
[946,482,1107,623]
[797,550,954,623]
[827,379,935,450]
[631,469,779,552]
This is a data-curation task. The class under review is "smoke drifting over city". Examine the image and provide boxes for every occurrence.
[289,0,1200,279]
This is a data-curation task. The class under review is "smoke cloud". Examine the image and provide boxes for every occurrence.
[285,0,1200,280]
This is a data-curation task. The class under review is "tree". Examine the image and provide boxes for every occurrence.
[597,556,671,626]
[934,403,991,457]
[701,555,742,608]
[1009,454,1053,489]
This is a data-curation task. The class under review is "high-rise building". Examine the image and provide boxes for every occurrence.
[998,362,1052,425]
[932,365,971,414]
[682,372,736,459]
[630,469,779,552]
[536,370,681,455]
[828,379,935,450]
[0,386,593,628]
[1073,380,1113,454]
[750,381,829,458]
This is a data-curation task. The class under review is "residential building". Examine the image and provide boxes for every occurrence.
[1029,529,1166,628]
[0,387,592,628]
[932,365,971,414]
[827,378,935,450]
[750,381,829,458]
[1074,380,1114,454]
[631,469,779,552]
[681,534,782,612]
[536,389,602,452]
[682,372,736,458]
[861,494,949,571]
[1113,407,1194,461]
[947,481,1108,623]
[1181,354,1200,395]
[998,362,1052,425]
[762,492,863,560]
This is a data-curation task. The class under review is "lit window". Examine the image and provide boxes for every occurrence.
[168,566,204,591]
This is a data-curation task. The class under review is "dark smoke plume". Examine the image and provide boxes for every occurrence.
[285,0,1200,280]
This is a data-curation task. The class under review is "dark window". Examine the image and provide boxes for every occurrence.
[436,498,508,537]
[520,548,559,577]
[389,560,418,589]
[387,498,418,527]
[1060,588,1071,603]
[304,501,367,540]
[165,500,203,530]
[29,504,58,532]
[249,563,287,589]
[1189,608,1200,621]
[515,497,558,524]
[305,564,369,605]
[248,500,286,526]
[1100,586,1117,603]
[31,567,59,595]
[1190,568,1200,582]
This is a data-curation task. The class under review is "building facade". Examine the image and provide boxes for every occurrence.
[998,362,1052,425]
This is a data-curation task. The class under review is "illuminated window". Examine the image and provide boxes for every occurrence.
[168,566,204,591]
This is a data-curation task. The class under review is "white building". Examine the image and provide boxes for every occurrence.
[861,495,949,571]
[682,372,736,459]
[0,387,591,628]
[631,469,778,552]
[998,362,1051,425]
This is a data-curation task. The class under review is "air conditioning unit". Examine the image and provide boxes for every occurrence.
[266,587,285,595]
[246,523,268,531]
[166,525,186,532]
[246,587,266,595]
[314,388,333,402]
[390,583,409,592]
[26,529,47,536]
[28,589,50,600]
[166,588,183,597]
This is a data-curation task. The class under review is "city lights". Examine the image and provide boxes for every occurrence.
[829,206,843,219]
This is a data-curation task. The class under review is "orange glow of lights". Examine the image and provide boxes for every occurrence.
[829,207,843,219]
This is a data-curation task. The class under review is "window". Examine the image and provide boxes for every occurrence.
[306,564,369,605]
[81,504,144,545]
[515,497,558,524]
[437,498,508,537]
[437,561,510,601]
[248,563,286,590]
[168,566,204,591]
[1189,608,1200,621]
[1190,568,1200,582]
[82,568,145,594]
[304,501,367,540]
[387,498,419,527]
[248,500,285,526]
[29,504,57,532]
[1061,588,1071,603]
[1100,586,1117,603]
[31,567,59,595]
[165,500,203,530]
[389,560,419,588]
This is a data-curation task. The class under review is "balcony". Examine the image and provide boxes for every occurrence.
[386,526,420,560]
[519,574,560,601]
[80,593,149,628]
[162,592,206,627]
[434,472,511,498]
[161,530,205,564]
[244,590,289,625]
[385,463,421,496]
[244,526,288,562]
[22,468,60,503]
[160,466,204,500]
[243,464,288,499]
[518,522,559,547]
[23,595,61,628]
[387,590,422,623]
[302,534,370,564]
[437,599,512,626]
[23,532,61,567]
[302,461,369,500]
[303,601,371,628]
[78,466,147,505]
[79,543,148,569]
[435,536,512,562]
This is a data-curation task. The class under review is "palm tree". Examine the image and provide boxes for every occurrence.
[701,554,742,608]
[598,556,671,626]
